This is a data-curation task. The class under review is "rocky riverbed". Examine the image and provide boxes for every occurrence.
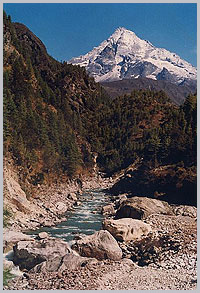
[4,187,197,290]
[4,169,114,233]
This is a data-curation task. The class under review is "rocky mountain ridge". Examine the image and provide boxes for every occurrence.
[69,27,197,87]
[101,77,196,105]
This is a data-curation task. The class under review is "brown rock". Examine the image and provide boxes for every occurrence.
[118,194,128,203]
[67,193,77,202]
[101,204,115,216]
[115,196,173,220]
[5,176,34,214]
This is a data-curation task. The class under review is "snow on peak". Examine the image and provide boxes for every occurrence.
[113,26,128,33]
[111,26,135,38]
[108,27,145,47]
[68,27,197,84]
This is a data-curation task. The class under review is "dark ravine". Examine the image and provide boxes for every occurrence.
[109,164,197,207]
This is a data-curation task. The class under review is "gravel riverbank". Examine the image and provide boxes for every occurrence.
[4,211,197,290]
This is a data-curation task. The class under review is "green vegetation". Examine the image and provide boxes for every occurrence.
[3,12,108,183]
[3,268,14,286]
[86,90,196,175]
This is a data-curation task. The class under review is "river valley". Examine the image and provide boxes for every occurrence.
[26,189,111,243]
[3,181,197,290]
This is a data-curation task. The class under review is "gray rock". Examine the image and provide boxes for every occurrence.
[31,253,97,273]
[3,229,34,253]
[13,237,71,270]
[55,202,68,213]
[72,230,122,261]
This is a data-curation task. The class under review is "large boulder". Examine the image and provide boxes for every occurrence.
[31,253,98,273]
[102,218,152,242]
[71,230,122,261]
[3,229,34,253]
[115,196,173,220]
[13,237,71,270]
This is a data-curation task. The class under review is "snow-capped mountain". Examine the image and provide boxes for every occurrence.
[69,27,197,84]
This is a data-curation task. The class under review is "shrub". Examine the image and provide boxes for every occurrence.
[3,207,12,227]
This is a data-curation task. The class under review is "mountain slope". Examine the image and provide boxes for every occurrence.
[3,12,110,186]
[69,27,197,85]
[101,77,196,105]
[3,14,196,178]
[3,13,196,207]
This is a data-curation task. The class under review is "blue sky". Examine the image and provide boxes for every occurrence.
[3,3,197,67]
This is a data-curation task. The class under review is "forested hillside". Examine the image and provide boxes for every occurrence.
[3,11,109,185]
[85,88,196,174]
[3,11,196,205]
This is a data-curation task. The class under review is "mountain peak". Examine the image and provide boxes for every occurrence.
[109,26,138,43]
[112,26,132,34]
[114,26,128,32]
[69,28,197,84]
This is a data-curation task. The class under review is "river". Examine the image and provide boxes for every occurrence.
[26,189,111,243]
[4,189,111,280]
